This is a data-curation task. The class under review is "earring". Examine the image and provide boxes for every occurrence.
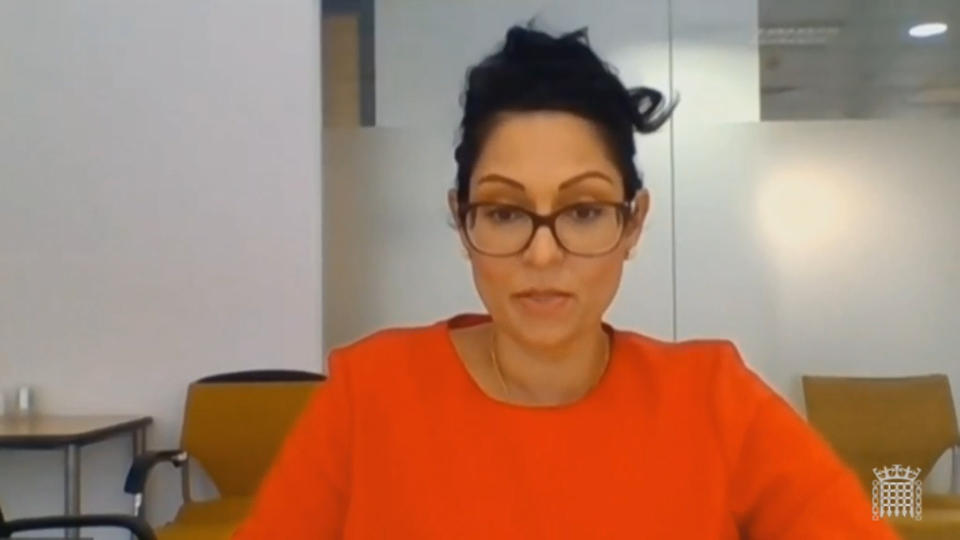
[625,249,635,260]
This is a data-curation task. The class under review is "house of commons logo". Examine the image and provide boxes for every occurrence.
[872,464,922,521]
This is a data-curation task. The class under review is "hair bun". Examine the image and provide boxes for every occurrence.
[628,87,680,134]
[501,25,595,66]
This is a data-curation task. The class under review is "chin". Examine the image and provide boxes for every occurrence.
[501,305,582,349]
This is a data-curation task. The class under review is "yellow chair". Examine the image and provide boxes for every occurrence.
[124,370,324,540]
[802,374,960,540]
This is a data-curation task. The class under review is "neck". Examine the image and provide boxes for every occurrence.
[490,324,610,406]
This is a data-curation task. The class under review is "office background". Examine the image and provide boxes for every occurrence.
[2,0,957,537]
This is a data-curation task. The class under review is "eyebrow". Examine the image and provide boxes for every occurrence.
[475,171,614,191]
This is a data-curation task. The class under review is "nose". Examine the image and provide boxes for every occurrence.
[521,223,565,267]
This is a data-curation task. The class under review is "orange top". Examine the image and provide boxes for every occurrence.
[233,315,900,539]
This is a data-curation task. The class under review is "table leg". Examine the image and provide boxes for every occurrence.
[131,427,147,540]
[132,426,145,458]
[64,443,81,539]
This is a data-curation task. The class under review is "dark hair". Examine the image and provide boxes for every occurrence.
[454,25,677,205]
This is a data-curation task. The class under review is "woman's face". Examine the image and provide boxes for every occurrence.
[451,111,650,348]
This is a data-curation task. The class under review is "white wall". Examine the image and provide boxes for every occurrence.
[0,1,322,538]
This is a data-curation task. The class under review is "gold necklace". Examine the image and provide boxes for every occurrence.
[488,331,610,400]
[489,332,510,396]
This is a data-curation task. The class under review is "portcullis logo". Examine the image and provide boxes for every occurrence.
[872,464,922,521]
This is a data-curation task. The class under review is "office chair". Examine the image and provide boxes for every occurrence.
[803,374,960,540]
[124,369,324,539]
[0,504,155,539]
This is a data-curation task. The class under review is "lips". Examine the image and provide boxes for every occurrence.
[513,289,573,300]
[512,289,574,316]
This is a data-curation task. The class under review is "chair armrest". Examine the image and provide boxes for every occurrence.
[1,514,155,540]
[124,449,188,496]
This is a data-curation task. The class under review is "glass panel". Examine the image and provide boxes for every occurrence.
[322,0,375,126]
[674,121,960,394]
[759,0,960,120]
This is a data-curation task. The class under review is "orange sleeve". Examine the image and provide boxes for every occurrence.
[232,350,353,540]
[716,342,902,539]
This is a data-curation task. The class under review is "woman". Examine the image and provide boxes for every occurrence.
[233,27,899,539]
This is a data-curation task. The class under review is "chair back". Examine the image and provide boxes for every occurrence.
[180,370,324,497]
[802,374,960,489]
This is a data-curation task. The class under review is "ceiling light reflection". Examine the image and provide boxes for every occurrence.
[909,22,948,38]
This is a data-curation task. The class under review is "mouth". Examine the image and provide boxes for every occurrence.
[511,289,574,316]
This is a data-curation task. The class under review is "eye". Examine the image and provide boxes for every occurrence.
[483,205,525,223]
[566,203,606,222]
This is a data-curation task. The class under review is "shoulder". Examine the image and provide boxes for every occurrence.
[615,329,776,432]
[616,330,757,386]
[325,321,446,379]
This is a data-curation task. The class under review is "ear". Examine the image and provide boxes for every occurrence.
[447,189,459,220]
[622,189,650,258]
[448,189,471,257]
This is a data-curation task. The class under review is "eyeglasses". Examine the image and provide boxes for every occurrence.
[458,201,634,257]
